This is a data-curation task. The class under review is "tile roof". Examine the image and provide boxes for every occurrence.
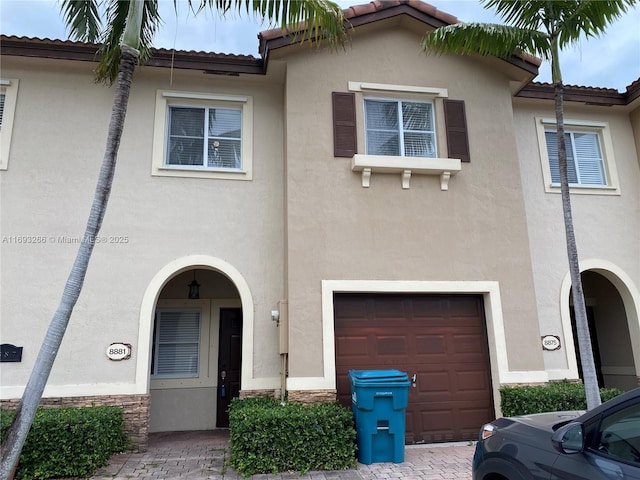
[260,0,457,42]
[258,0,540,74]
[2,0,638,96]
[0,35,264,75]
[517,81,640,106]
[346,0,457,25]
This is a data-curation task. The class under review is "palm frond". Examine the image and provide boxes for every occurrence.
[421,23,551,61]
[555,0,637,47]
[484,0,638,46]
[483,0,549,30]
[139,0,162,60]
[95,0,162,85]
[193,0,348,49]
[61,0,102,43]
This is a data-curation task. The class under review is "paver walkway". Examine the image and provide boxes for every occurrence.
[91,431,475,479]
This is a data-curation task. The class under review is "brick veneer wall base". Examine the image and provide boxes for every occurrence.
[0,394,150,451]
[239,389,280,399]
[287,390,337,404]
[239,390,337,404]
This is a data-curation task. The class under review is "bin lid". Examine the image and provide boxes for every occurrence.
[348,369,409,384]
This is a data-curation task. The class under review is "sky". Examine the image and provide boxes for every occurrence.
[1,0,639,92]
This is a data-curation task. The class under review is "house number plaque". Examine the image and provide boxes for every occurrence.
[106,343,132,361]
[541,335,561,351]
[1,344,23,362]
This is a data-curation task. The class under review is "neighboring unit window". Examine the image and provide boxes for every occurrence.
[536,117,619,195]
[167,106,241,169]
[152,90,253,180]
[545,130,606,186]
[151,309,201,378]
[0,79,19,170]
[364,99,435,157]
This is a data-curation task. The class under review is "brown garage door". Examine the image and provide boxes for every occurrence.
[334,293,494,444]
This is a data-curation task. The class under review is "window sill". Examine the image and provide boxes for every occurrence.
[152,166,251,181]
[351,154,461,190]
[546,183,620,196]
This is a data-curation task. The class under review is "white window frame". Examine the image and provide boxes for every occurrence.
[348,81,460,190]
[152,90,253,180]
[364,97,437,158]
[0,78,19,170]
[536,117,620,195]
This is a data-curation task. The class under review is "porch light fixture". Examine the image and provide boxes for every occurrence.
[188,270,200,299]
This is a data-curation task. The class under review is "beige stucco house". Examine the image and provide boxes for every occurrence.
[1,0,639,447]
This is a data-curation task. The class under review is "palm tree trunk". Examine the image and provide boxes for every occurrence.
[0,46,139,480]
[554,81,601,410]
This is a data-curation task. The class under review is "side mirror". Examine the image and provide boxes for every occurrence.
[552,423,584,454]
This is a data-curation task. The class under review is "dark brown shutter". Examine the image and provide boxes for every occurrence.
[443,99,470,163]
[332,92,357,157]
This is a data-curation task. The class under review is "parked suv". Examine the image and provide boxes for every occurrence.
[473,387,640,480]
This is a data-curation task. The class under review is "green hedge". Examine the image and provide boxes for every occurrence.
[500,381,624,416]
[0,406,128,479]
[229,397,357,476]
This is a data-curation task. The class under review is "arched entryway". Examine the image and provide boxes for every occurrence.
[136,256,255,433]
[561,262,640,391]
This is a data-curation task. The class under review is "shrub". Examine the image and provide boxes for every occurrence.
[500,380,624,416]
[0,406,128,479]
[229,397,357,476]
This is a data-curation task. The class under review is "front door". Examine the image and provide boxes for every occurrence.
[216,308,242,427]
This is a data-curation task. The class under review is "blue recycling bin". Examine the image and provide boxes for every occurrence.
[349,369,411,464]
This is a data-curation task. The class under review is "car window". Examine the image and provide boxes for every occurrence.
[594,402,640,466]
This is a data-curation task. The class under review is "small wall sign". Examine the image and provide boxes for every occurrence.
[1,344,23,362]
[106,343,132,361]
[541,335,561,351]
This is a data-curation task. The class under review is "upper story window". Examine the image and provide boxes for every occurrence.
[364,99,436,157]
[167,106,241,169]
[152,90,253,180]
[536,117,619,195]
[0,78,19,170]
[332,82,466,190]
[545,130,605,186]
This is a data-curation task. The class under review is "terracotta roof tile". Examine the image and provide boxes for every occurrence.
[0,34,263,75]
[626,77,640,92]
[0,34,258,61]
[258,0,539,73]
[531,81,619,94]
[517,81,640,106]
[260,0,460,42]
[341,0,458,24]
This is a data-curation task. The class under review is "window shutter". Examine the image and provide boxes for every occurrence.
[332,92,357,157]
[443,99,470,163]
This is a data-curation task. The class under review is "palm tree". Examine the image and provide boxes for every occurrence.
[0,1,347,477]
[421,0,636,411]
